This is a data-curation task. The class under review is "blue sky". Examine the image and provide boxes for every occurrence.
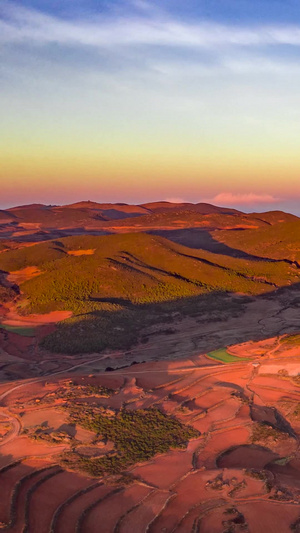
[9,0,300,24]
[1,0,300,212]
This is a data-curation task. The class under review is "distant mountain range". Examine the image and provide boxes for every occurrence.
[0,201,298,244]
[1,200,240,224]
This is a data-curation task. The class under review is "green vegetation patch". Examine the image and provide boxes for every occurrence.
[281,334,300,346]
[62,406,199,477]
[0,233,295,318]
[206,348,248,363]
[218,218,300,262]
[250,423,289,443]
[24,425,72,444]
[40,293,245,355]
[60,381,115,399]
[0,324,36,337]
[272,456,291,466]
[40,306,169,354]
[292,404,300,419]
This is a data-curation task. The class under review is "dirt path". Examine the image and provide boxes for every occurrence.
[0,354,113,447]
[0,410,21,447]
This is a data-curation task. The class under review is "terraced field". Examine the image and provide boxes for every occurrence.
[0,335,300,532]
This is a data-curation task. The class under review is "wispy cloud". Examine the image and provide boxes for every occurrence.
[2,1,300,50]
[209,193,280,206]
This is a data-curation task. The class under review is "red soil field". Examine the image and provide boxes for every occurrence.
[67,249,95,256]
[7,266,42,285]
[0,334,299,531]
[55,483,113,533]
[2,309,72,328]
[0,461,34,525]
[27,470,92,533]
[132,439,201,489]
[82,484,151,533]
[117,489,171,533]
[238,501,300,533]
[9,464,61,533]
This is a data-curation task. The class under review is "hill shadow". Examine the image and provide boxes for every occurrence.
[99,209,145,220]
[149,228,281,263]
[89,296,134,308]
[7,229,112,243]
[39,281,300,359]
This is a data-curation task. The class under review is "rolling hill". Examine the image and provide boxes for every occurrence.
[1,202,298,253]
[0,229,299,354]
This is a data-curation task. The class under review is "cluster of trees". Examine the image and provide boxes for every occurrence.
[61,382,114,399]
[0,284,17,302]
[63,407,199,476]
[251,423,288,443]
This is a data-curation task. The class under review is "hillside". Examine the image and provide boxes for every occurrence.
[217,217,300,263]
[1,202,299,265]
[140,201,241,215]
[0,233,298,300]
[0,231,299,354]
[0,210,16,224]
[63,201,151,219]
[6,205,108,227]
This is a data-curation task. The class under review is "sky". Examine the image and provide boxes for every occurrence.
[1,0,300,214]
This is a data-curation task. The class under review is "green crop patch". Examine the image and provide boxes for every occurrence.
[0,324,36,337]
[207,348,248,363]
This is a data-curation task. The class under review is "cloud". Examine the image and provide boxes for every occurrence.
[2,1,300,50]
[209,193,280,206]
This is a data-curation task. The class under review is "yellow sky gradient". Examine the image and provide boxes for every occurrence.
[2,139,300,204]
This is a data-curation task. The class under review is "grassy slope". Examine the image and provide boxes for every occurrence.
[217,218,300,262]
[0,232,299,353]
[0,325,36,336]
[0,233,298,313]
[100,211,268,229]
